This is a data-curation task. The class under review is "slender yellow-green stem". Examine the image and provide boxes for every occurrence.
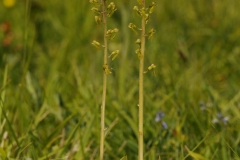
[139,0,145,159]
[118,3,129,99]
[100,0,108,159]
[22,0,32,75]
[0,65,8,124]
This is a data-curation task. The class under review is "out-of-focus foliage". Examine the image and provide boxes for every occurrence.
[0,0,240,159]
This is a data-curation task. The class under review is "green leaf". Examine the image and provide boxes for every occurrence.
[120,155,127,160]
[1,105,21,148]
[43,113,77,149]
[0,147,7,158]
[185,146,206,160]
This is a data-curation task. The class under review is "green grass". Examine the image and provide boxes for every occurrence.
[1,0,240,159]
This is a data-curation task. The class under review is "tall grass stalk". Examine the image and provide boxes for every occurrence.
[118,3,129,99]
[100,0,108,159]
[23,0,31,75]
[130,0,156,158]
[0,65,8,124]
[139,0,145,159]
[90,0,118,159]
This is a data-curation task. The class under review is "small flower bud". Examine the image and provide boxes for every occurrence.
[89,0,98,4]
[133,6,139,11]
[148,64,156,70]
[145,14,149,24]
[107,2,117,17]
[135,39,141,45]
[133,6,141,16]
[92,40,102,50]
[140,8,146,18]
[135,48,142,60]
[109,50,120,60]
[148,28,156,40]
[103,64,112,75]
[149,2,156,14]
[113,28,118,33]
[94,16,102,25]
[106,28,118,40]
[128,23,138,34]
[91,7,100,14]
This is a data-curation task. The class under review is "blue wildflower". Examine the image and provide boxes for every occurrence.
[212,112,229,125]
[155,111,164,122]
[155,111,168,129]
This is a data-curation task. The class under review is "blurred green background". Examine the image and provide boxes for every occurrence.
[1,0,240,159]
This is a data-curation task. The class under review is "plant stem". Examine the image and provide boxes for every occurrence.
[139,1,145,160]
[100,0,108,159]
[118,3,129,99]
[0,65,8,124]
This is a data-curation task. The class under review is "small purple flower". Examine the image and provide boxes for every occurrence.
[155,111,164,122]
[155,111,168,130]
[222,116,229,125]
[212,118,219,124]
[212,112,229,125]
[199,101,206,111]
[161,121,168,129]
[199,101,212,111]
[217,113,223,119]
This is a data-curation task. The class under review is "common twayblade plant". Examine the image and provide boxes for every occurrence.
[129,0,156,159]
[90,0,119,159]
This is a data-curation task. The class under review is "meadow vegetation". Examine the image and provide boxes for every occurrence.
[0,0,240,159]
